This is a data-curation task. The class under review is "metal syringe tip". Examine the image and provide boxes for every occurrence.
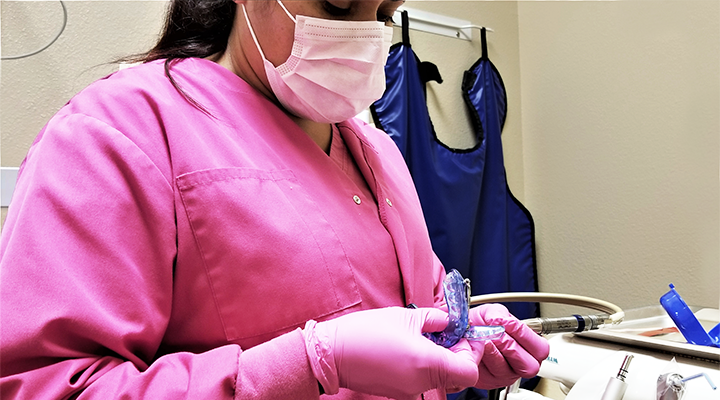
[616,355,633,381]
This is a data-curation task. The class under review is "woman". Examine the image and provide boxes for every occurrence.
[0,0,549,399]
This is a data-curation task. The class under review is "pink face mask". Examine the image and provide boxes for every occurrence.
[242,0,393,123]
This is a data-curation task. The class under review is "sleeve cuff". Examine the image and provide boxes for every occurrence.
[302,320,340,395]
[235,328,320,400]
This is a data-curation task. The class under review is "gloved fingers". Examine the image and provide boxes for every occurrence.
[470,304,550,364]
[477,361,522,389]
[453,337,483,365]
[472,341,522,389]
[445,339,482,393]
[509,320,550,361]
[439,339,479,391]
[475,341,515,379]
[468,306,489,326]
[418,307,451,334]
[489,335,543,377]
[313,307,484,399]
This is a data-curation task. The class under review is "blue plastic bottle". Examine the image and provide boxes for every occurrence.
[659,284,720,347]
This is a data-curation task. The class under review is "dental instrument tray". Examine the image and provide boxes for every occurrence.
[575,305,720,363]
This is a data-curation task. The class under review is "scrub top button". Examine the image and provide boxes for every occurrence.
[385,198,393,207]
[353,195,362,205]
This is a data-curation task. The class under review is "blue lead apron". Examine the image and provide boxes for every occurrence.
[371,24,539,321]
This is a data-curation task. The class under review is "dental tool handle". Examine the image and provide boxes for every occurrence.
[600,355,633,400]
[522,314,609,335]
[600,378,628,400]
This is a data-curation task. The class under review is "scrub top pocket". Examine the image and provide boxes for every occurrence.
[177,167,361,342]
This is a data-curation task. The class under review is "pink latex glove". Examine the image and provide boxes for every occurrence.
[468,304,550,389]
[303,307,480,400]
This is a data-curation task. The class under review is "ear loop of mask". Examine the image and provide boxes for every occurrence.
[241,0,296,62]
[275,0,296,23]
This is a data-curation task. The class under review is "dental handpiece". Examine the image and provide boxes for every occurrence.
[600,354,633,400]
[522,314,610,335]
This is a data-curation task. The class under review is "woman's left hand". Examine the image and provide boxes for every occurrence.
[466,304,550,389]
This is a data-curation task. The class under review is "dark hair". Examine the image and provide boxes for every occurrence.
[137,0,236,62]
[120,0,237,114]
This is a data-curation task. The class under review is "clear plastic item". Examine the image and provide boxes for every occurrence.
[465,325,505,341]
[657,358,686,400]
[423,269,505,347]
[656,358,717,400]
[659,283,720,347]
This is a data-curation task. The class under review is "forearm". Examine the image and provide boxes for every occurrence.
[0,347,240,400]
[82,330,319,400]
[236,329,320,400]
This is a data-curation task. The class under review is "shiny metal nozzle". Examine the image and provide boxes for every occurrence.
[522,314,611,335]
[616,354,633,381]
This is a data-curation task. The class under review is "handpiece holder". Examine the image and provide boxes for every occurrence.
[659,283,720,348]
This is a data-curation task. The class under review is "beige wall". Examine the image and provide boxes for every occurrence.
[1,1,167,164]
[2,1,719,315]
[1,0,168,224]
[518,0,720,314]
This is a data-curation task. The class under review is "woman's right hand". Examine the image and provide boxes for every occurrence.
[303,307,479,400]
[467,304,550,389]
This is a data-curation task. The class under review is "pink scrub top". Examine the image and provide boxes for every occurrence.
[0,58,448,400]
